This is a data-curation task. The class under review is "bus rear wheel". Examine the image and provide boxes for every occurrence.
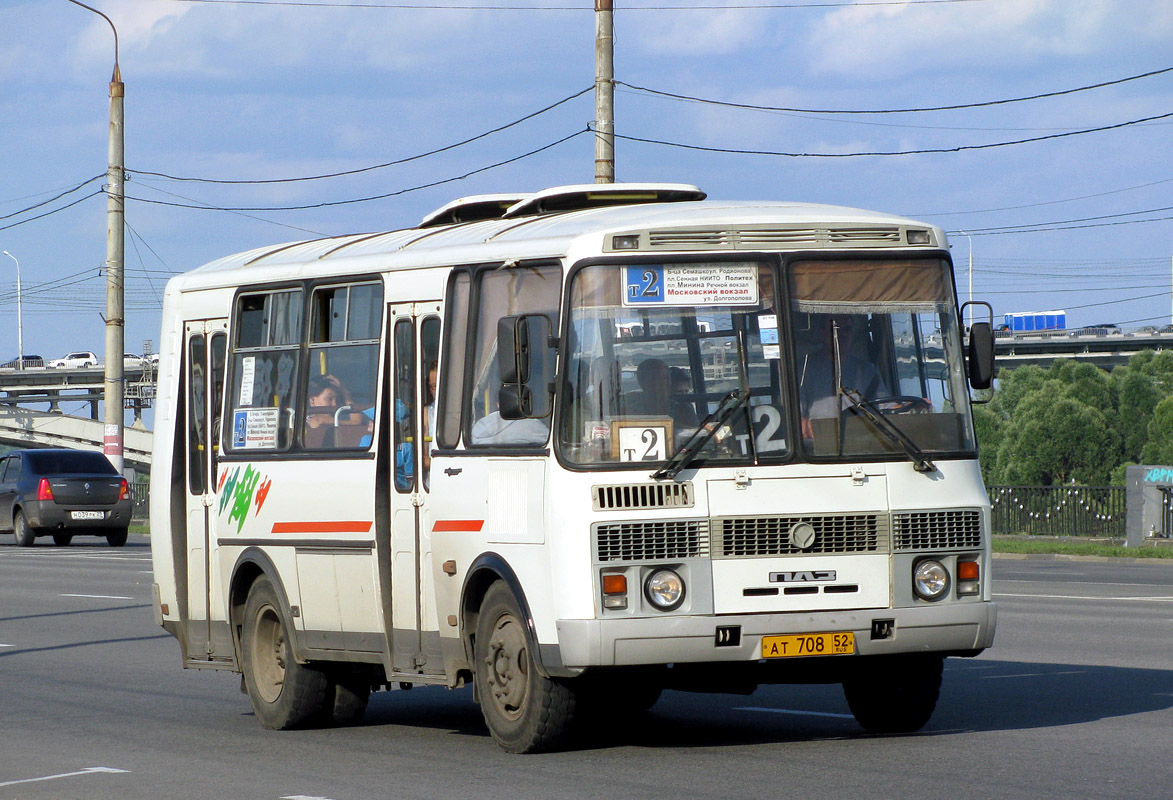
[474,582,577,753]
[843,654,943,734]
[241,576,329,729]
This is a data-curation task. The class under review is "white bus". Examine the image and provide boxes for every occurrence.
[150,183,997,753]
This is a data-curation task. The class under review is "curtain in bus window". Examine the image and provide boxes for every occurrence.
[791,259,949,313]
[421,317,440,490]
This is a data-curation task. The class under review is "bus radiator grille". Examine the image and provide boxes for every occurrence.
[712,514,886,557]
[593,520,710,562]
[893,510,982,551]
[593,482,695,511]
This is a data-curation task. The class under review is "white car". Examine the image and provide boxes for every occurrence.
[48,351,98,369]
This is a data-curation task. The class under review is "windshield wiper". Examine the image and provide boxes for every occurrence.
[652,388,751,481]
[838,386,937,473]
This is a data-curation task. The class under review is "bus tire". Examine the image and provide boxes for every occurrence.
[320,670,370,726]
[843,654,943,734]
[241,576,329,729]
[14,511,36,547]
[474,582,577,753]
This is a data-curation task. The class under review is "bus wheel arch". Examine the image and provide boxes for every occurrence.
[471,579,578,753]
[460,554,549,681]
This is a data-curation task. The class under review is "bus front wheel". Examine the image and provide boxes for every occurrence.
[842,654,943,734]
[241,576,329,729]
[474,582,577,753]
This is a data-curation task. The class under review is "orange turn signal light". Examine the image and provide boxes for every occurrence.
[602,574,627,595]
[957,561,980,581]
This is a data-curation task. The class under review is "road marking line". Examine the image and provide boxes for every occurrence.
[996,592,1173,602]
[60,593,135,600]
[0,766,129,788]
[0,644,13,648]
[735,706,854,719]
[282,796,336,800]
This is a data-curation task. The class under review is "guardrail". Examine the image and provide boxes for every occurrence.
[989,485,1125,537]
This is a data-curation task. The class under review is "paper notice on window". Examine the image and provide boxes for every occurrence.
[238,356,255,406]
[759,313,780,359]
[624,264,759,306]
[232,407,279,450]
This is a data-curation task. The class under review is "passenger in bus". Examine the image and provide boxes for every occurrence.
[469,410,550,445]
[626,358,699,428]
[798,314,887,439]
[306,374,342,446]
[422,363,437,489]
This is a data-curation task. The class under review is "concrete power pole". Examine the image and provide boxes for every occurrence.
[594,0,615,183]
[67,0,125,474]
[105,61,126,474]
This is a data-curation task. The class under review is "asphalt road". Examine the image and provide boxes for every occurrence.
[1,535,1170,800]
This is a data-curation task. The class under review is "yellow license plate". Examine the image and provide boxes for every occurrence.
[761,632,855,659]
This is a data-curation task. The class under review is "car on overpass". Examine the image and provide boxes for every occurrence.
[0,355,44,369]
[0,449,132,547]
[48,351,99,368]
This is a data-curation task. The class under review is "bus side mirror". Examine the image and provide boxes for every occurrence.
[967,321,995,390]
[498,314,553,419]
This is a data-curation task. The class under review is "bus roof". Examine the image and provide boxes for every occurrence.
[170,186,946,293]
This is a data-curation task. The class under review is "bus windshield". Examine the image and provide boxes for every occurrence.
[559,260,787,467]
[558,258,975,468]
[790,258,975,460]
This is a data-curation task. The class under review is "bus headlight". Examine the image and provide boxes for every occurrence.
[912,559,950,601]
[644,568,685,611]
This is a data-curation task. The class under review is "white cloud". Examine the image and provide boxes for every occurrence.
[625,8,771,56]
[803,0,1173,78]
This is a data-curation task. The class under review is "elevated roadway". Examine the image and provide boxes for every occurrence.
[993,330,1173,370]
[0,363,155,467]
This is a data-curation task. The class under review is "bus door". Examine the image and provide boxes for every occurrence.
[182,318,228,660]
[387,303,442,673]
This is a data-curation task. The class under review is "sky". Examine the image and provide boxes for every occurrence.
[1,0,1171,406]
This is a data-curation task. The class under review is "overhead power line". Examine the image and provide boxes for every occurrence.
[0,175,105,222]
[0,189,105,233]
[127,128,589,212]
[600,110,1173,158]
[133,86,592,185]
[617,66,1173,115]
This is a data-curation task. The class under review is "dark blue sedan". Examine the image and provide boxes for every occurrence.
[0,449,132,547]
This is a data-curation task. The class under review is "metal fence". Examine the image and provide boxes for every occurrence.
[132,481,150,521]
[128,481,1127,536]
[989,485,1126,538]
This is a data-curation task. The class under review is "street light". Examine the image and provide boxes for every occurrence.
[957,230,974,320]
[2,251,22,371]
[67,0,126,474]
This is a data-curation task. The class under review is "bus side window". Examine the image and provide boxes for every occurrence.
[303,281,382,451]
[393,318,415,492]
[437,271,471,450]
[420,316,440,491]
[467,264,560,446]
[228,289,302,453]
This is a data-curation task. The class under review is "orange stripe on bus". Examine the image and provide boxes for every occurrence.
[432,520,485,533]
[271,521,373,534]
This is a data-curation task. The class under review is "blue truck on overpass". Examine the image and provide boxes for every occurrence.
[1002,310,1066,332]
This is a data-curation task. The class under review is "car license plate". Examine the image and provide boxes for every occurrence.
[70,511,105,520]
[761,632,855,659]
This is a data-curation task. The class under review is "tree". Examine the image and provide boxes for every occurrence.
[1140,396,1173,465]
[996,392,1119,485]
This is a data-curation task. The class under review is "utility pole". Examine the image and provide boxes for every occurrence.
[594,0,615,183]
[105,57,126,474]
[68,0,125,474]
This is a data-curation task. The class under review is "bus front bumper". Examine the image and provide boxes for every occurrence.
[555,601,996,669]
